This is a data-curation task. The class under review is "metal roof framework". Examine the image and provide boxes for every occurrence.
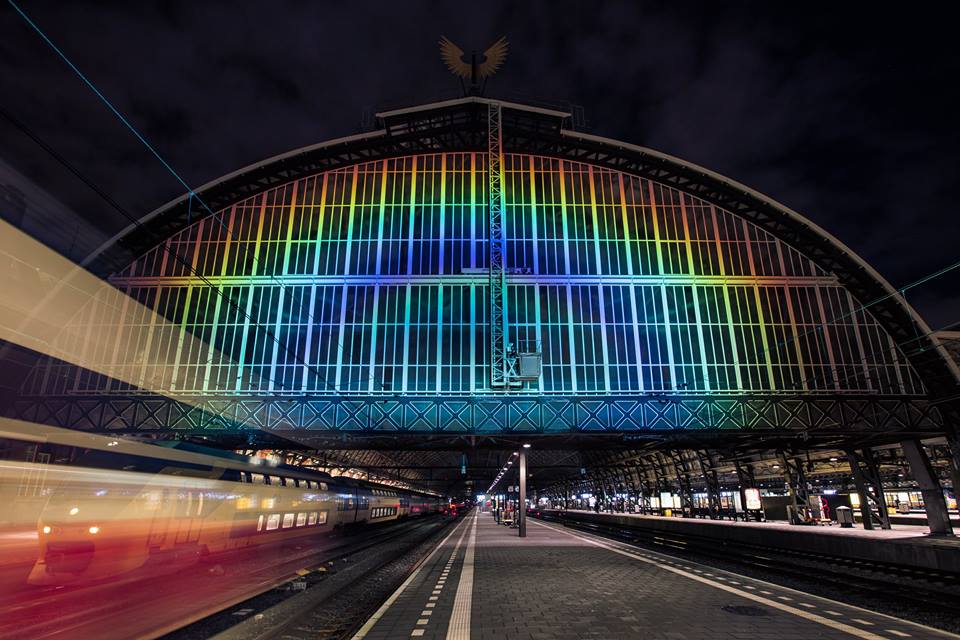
[83,97,960,411]
[17,97,958,493]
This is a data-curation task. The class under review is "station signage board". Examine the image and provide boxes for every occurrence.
[744,488,762,510]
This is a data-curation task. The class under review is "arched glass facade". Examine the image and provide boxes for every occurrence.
[28,153,922,398]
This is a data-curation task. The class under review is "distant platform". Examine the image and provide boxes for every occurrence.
[544,509,960,574]
[853,511,960,527]
[564,509,933,538]
[354,509,957,640]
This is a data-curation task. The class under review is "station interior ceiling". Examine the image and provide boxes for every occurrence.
[209,431,958,498]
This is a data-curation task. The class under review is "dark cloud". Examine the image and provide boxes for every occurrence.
[1,1,958,325]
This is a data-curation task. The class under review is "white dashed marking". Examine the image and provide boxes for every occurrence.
[351,514,470,640]
[446,511,479,640]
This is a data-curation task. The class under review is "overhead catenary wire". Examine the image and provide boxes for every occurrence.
[5,0,377,396]
[0,103,341,396]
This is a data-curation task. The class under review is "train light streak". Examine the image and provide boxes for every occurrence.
[0,418,444,639]
[0,218,269,426]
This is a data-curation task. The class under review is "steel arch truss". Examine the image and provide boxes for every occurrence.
[82,97,960,410]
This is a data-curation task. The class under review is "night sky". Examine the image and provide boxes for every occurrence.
[1,2,958,327]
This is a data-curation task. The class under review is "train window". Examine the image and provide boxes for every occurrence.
[266,513,280,531]
[317,511,328,525]
[257,514,264,531]
[296,512,306,527]
[308,512,318,525]
[251,473,265,485]
[320,482,328,491]
[304,480,313,489]
[282,513,295,528]
[271,476,283,487]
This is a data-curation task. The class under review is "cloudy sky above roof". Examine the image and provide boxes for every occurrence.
[1,2,957,326]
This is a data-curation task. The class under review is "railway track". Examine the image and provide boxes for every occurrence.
[169,514,457,640]
[534,512,960,619]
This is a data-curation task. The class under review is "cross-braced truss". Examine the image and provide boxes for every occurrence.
[10,394,943,439]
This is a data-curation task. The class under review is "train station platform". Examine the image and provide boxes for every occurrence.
[353,509,957,640]
[547,510,960,574]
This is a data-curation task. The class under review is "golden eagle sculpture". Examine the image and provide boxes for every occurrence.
[439,36,508,95]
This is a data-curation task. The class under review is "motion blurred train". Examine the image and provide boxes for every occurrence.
[0,419,443,585]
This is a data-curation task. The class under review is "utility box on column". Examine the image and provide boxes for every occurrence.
[516,352,542,381]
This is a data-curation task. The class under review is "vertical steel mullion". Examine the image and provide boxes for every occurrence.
[438,154,447,275]
[267,182,298,392]
[402,284,413,393]
[436,285,445,392]
[172,218,209,392]
[771,226,808,392]
[106,287,133,392]
[587,167,612,392]
[470,284,477,393]
[678,193,711,392]
[302,175,328,391]
[367,161,390,394]
[646,182,677,390]
[334,168,360,391]
[812,287,841,390]
[235,196,267,391]
[618,174,645,393]
[201,204,237,392]
[529,156,540,276]
[886,333,907,393]
[470,153,477,269]
[844,290,875,391]
[558,161,577,391]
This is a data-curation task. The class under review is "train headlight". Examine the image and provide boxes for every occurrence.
[88,526,100,535]
[42,526,51,534]
[69,507,79,516]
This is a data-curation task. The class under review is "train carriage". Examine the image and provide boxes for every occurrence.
[0,419,442,585]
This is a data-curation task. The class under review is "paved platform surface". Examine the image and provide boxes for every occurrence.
[354,509,958,640]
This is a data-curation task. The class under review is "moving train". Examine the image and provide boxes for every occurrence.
[0,419,443,585]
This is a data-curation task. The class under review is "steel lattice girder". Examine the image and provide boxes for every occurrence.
[10,394,943,437]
